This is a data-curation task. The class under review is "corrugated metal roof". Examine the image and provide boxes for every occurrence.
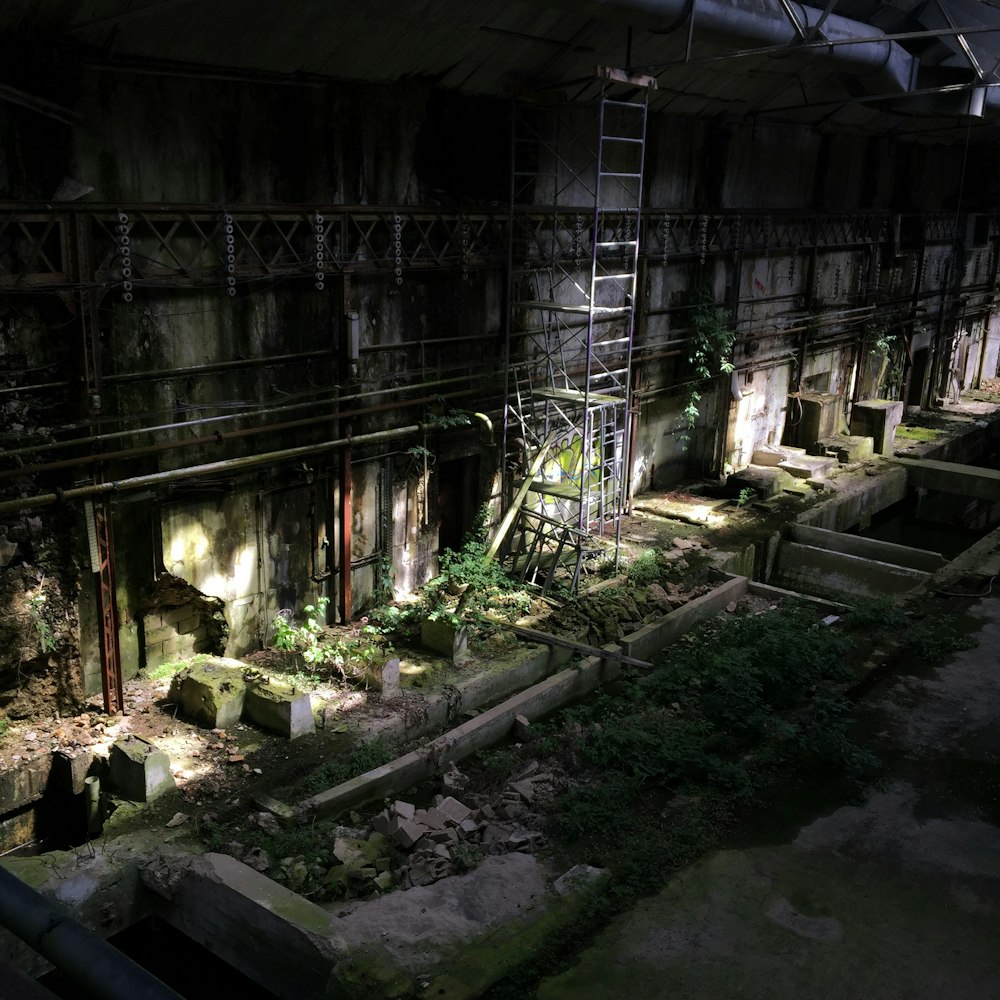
[2,0,1000,141]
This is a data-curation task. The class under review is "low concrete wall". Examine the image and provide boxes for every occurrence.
[746,581,852,611]
[360,644,552,747]
[796,462,908,533]
[774,541,929,600]
[301,577,750,820]
[788,523,946,572]
[621,576,747,661]
[301,646,625,820]
[889,456,1000,502]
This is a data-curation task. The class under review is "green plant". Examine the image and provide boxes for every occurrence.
[270,597,392,686]
[866,320,903,395]
[0,718,9,737]
[736,487,754,507]
[27,592,55,654]
[625,549,659,587]
[843,594,906,632]
[684,281,735,434]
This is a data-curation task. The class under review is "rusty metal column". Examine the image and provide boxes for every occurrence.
[72,213,125,713]
[93,500,123,714]
[338,430,352,625]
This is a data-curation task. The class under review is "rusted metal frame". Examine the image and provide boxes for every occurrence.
[235,217,273,272]
[16,216,63,276]
[181,210,227,273]
[94,500,124,714]
[70,215,125,714]
[126,211,185,271]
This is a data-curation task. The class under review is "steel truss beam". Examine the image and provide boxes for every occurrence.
[0,204,981,294]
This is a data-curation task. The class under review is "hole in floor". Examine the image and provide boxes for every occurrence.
[36,916,280,999]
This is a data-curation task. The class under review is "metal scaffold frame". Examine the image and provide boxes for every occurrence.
[502,72,653,593]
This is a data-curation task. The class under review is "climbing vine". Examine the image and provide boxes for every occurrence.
[684,281,735,438]
[866,320,904,396]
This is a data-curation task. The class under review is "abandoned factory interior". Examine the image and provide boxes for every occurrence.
[4,1,1000,998]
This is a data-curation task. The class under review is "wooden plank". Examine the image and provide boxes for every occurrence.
[484,431,558,563]
[489,618,653,668]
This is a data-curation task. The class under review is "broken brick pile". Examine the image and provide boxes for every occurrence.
[374,767,552,889]
[232,763,555,900]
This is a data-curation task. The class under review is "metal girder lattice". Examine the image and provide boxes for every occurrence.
[0,205,510,294]
[0,205,979,293]
[504,82,649,591]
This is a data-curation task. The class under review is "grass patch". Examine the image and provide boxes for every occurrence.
[300,734,399,795]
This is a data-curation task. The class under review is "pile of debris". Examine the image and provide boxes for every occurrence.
[371,764,552,889]
[233,764,554,900]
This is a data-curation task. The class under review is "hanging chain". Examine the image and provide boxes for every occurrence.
[314,213,325,291]
[223,212,237,297]
[393,214,403,286]
[117,210,132,303]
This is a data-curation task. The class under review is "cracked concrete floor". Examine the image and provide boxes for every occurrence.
[537,591,1000,1000]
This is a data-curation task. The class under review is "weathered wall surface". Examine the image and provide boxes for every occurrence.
[1,61,999,712]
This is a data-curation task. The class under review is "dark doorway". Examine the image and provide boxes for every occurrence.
[908,347,929,406]
[437,455,481,554]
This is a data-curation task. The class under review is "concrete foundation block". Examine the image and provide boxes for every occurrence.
[244,680,315,740]
[380,657,401,699]
[109,735,175,802]
[421,618,469,661]
[50,748,96,796]
[813,435,875,463]
[851,399,905,455]
[727,465,796,498]
[142,853,344,1000]
[783,392,846,449]
[750,445,806,467]
[168,658,247,729]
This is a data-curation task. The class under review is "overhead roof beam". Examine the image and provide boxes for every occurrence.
[640,23,1000,71]
[0,82,81,125]
[763,77,1000,115]
[776,0,807,40]
[807,0,839,41]
[67,0,199,32]
[936,0,986,79]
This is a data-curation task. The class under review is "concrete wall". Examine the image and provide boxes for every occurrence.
[774,541,929,600]
[3,62,1000,706]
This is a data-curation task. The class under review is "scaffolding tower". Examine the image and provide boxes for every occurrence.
[503,73,652,593]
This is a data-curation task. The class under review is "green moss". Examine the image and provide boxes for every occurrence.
[894,424,943,442]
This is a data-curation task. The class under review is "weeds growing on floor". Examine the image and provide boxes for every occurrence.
[482,601,886,998]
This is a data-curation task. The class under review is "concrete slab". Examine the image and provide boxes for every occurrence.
[750,445,806,467]
[726,465,796,499]
[778,455,839,480]
[774,541,929,600]
[143,852,346,1000]
[813,434,874,463]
